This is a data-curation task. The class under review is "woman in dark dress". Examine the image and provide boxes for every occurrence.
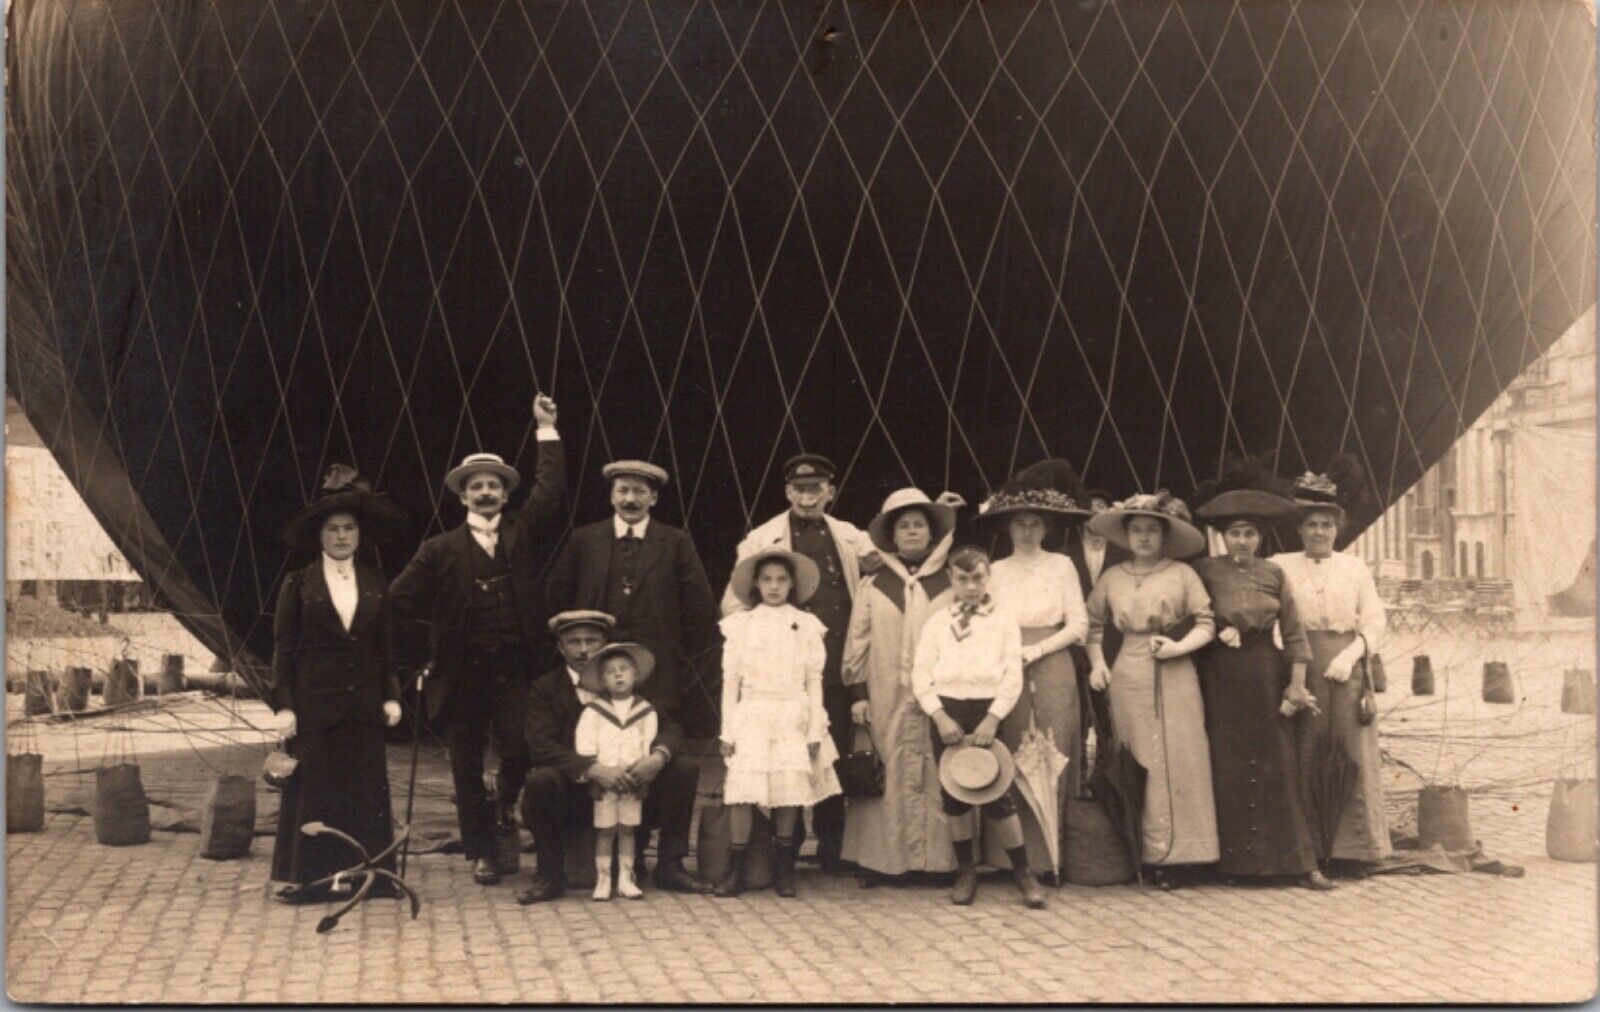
[270,466,406,903]
[1192,489,1331,891]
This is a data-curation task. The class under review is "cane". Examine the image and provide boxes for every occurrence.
[399,662,431,880]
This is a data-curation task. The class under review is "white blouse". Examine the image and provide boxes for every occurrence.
[989,552,1089,643]
[322,554,358,631]
[719,603,829,743]
[1270,551,1385,648]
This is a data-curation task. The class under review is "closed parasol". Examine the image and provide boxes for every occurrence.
[1012,698,1071,878]
[1306,730,1360,868]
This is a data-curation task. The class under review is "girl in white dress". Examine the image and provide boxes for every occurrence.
[715,548,842,897]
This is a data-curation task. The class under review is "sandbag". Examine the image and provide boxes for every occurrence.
[23,671,54,716]
[1562,669,1596,715]
[1063,796,1134,886]
[198,775,255,859]
[158,654,185,695]
[695,802,774,889]
[94,764,151,845]
[1411,656,1435,695]
[1481,661,1515,704]
[1416,785,1472,852]
[1547,778,1598,863]
[103,660,140,707]
[59,667,93,712]
[7,754,45,833]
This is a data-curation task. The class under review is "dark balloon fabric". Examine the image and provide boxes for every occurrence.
[7,0,1595,730]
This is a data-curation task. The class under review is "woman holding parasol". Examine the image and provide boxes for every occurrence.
[1272,469,1392,867]
[974,481,1091,880]
[1085,493,1219,889]
[1193,471,1331,890]
[269,465,408,903]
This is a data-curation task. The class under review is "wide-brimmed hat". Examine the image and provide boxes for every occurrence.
[280,465,408,550]
[1196,489,1300,528]
[1291,472,1345,523]
[547,610,617,637]
[1086,491,1207,559]
[602,459,670,489]
[938,739,1017,806]
[579,642,655,696]
[975,483,1091,526]
[728,548,821,606]
[867,488,957,554]
[445,452,520,496]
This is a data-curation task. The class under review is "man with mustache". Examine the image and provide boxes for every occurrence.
[719,454,881,872]
[544,459,718,893]
[389,394,565,886]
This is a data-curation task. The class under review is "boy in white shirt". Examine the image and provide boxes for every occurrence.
[575,643,659,900]
[912,545,1045,908]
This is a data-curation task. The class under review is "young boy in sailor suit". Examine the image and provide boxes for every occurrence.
[574,643,658,900]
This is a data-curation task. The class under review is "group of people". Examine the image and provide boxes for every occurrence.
[267,393,1390,909]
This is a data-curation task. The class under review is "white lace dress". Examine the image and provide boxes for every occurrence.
[719,604,843,807]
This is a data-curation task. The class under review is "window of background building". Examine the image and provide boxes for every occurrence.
[1422,551,1434,579]
[1475,541,1486,579]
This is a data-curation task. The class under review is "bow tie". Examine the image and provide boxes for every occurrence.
[952,595,992,641]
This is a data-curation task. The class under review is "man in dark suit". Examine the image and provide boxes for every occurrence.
[517,610,710,901]
[389,395,565,886]
[544,459,720,722]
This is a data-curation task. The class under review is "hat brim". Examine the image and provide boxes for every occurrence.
[445,461,521,496]
[548,611,617,637]
[603,463,670,489]
[938,741,1016,806]
[974,503,1092,525]
[1086,509,1208,559]
[729,549,821,606]
[868,501,958,554]
[579,643,655,695]
[1196,490,1300,527]
[280,490,408,549]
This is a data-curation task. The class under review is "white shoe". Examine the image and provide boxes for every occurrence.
[593,860,613,901]
[616,861,644,900]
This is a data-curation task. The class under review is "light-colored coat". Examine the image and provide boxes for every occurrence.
[719,510,879,616]
[838,533,957,875]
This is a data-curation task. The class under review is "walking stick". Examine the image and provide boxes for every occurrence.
[399,663,431,880]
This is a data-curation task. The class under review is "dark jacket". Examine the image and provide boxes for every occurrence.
[544,517,719,713]
[1066,536,1132,665]
[524,665,684,782]
[389,439,566,718]
[271,559,401,735]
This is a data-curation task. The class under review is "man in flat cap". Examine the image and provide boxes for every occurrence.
[720,453,880,870]
[516,610,705,901]
[544,459,718,892]
[389,394,564,886]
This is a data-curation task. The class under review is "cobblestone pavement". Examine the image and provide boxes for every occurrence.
[6,628,1597,1003]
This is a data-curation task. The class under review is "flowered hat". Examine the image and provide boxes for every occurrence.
[974,483,1091,525]
[281,465,408,550]
[1291,472,1345,523]
[1085,491,1207,559]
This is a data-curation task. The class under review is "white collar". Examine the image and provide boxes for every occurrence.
[322,554,356,578]
[467,512,501,533]
[613,514,650,539]
[567,666,585,687]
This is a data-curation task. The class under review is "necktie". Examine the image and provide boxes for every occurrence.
[472,522,498,557]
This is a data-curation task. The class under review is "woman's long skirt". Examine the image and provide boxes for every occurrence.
[984,627,1082,875]
[1197,632,1317,876]
[271,719,396,889]
[1107,632,1219,865]
[1294,631,1392,861]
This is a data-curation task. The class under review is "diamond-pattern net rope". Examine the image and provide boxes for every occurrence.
[7,0,1595,721]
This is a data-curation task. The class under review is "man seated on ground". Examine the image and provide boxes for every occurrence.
[516,610,712,902]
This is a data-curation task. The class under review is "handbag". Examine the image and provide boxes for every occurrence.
[1353,636,1377,727]
[262,748,299,790]
[833,726,884,798]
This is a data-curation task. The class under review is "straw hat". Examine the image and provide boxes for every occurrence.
[938,740,1017,806]
[974,483,1091,526]
[280,465,408,550]
[1291,472,1345,523]
[602,459,670,489]
[579,642,655,696]
[727,548,821,607]
[1085,491,1207,559]
[866,488,957,554]
[445,452,520,495]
